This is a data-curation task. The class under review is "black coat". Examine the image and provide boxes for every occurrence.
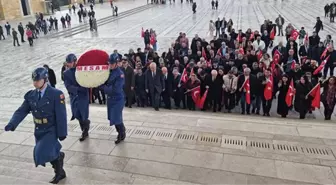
[135,73,146,95]
[277,82,290,116]
[294,82,312,113]
[122,66,135,95]
[162,73,173,96]
[48,68,57,87]
[205,75,223,100]
[299,45,311,57]
[145,69,165,94]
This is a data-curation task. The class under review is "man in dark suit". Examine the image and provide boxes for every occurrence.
[145,62,165,111]
[122,59,135,108]
[161,67,172,109]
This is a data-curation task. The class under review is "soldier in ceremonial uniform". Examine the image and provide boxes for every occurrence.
[4,67,67,184]
[100,53,126,144]
[63,54,91,141]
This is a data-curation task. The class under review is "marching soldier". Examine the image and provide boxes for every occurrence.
[63,54,91,142]
[100,53,126,144]
[4,67,67,184]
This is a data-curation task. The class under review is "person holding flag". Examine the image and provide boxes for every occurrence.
[185,73,200,110]
[294,76,313,119]
[262,69,273,116]
[322,46,336,79]
[238,68,256,115]
[321,76,336,120]
[277,75,291,118]
[205,70,223,112]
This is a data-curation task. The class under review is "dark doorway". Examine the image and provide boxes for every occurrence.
[21,0,29,16]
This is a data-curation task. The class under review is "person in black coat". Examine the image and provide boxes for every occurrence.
[309,32,320,47]
[43,64,56,87]
[252,72,264,115]
[237,68,257,114]
[277,75,290,117]
[205,70,223,112]
[294,75,313,119]
[145,63,165,111]
[311,42,325,65]
[172,69,182,108]
[135,68,147,107]
[323,47,336,79]
[161,67,173,109]
[313,17,323,35]
[321,76,336,120]
[122,60,135,108]
[18,23,25,42]
[299,42,311,58]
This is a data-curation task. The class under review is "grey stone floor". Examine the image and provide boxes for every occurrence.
[1,0,336,184]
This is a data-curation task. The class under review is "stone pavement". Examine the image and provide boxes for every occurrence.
[1,0,336,184]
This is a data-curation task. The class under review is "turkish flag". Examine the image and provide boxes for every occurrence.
[264,76,273,100]
[249,32,254,41]
[270,27,275,40]
[313,56,329,75]
[206,59,212,67]
[191,86,201,104]
[320,46,331,60]
[141,27,144,37]
[241,78,251,104]
[308,84,321,108]
[285,79,295,107]
[181,68,188,83]
[304,33,309,43]
[197,89,208,109]
[238,47,245,55]
[202,47,207,61]
[273,49,281,65]
[150,35,155,45]
[257,50,263,61]
[291,60,296,70]
[291,29,299,40]
[237,34,242,42]
[216,48,222,56]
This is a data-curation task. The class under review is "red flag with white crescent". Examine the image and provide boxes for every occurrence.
[291,29,299,40]
[320,45,331,60]
[257,50,263,61]
[308,84,321,108]
[313,56,329,75]
[181,68,188,83]
[249,32,254,41]
[273,49,281,65]
[191,86,201,104]
[197,89,208,109]
[286,79,295,107]
[264,76,273,100]
[270,27,275,40]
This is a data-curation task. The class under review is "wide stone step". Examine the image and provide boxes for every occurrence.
[0,157,134,184]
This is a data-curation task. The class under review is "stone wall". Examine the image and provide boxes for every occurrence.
[31,0,45,14]
[0,0,22,20]
[0,0,46,20]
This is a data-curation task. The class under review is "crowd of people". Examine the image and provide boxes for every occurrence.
[324,2,336,22]
[76,14,335,121]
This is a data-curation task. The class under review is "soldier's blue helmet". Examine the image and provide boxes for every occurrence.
[32,67,49,81]
[109,53,120,64]
[66,53,77,63]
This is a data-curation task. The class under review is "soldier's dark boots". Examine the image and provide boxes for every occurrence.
[79,120,90,142]
[49,152,66,184]
[115,125,126,144]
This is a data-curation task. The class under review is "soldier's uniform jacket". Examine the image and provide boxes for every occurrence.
[7,85,67,166]
[102,67,125,125]
[63,68,89,121]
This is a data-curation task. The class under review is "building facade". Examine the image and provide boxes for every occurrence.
[0,0,47,20]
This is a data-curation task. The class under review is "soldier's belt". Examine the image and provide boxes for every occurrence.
[34,118,48,124]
